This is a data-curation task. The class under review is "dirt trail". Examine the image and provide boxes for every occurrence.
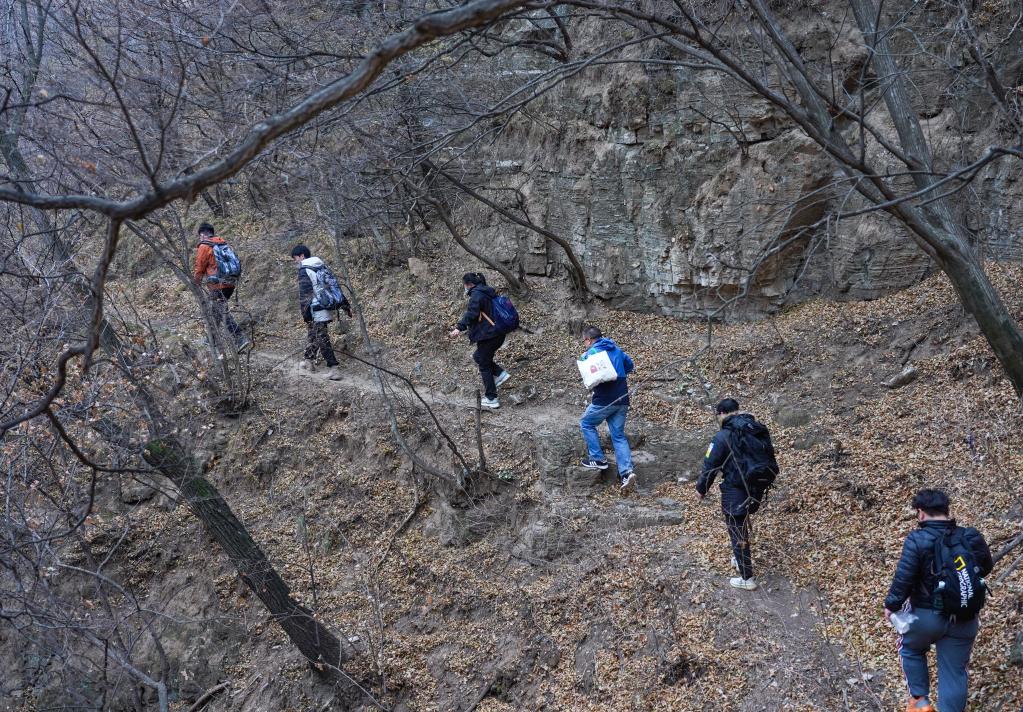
[250,349,580,430]
[249,348,885,708]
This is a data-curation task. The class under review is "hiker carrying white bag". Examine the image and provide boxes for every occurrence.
[576,326,636,489]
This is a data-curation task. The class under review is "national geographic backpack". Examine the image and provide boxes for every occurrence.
[932,527,988,619]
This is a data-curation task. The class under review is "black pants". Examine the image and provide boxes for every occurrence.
[473,333,506,399]
[305,321,338,367]
[209,287,242,341]
[725,512,753,580]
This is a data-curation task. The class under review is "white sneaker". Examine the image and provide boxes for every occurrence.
[619,470,635,489]
[480,397,500,409]
[298,360,315,373]
[494,370,511,388]
[327,366,343,381]
[729,577,758,591]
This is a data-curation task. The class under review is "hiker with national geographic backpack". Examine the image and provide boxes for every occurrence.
[447,272,518,409]
[192,223,251,352]
[291,244,352,381]
[695,398,779,591]
[884,489,993,712]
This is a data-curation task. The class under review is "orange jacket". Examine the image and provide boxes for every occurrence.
[193,235,230,290]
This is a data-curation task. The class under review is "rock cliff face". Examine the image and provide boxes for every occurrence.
[464,11,1023,317]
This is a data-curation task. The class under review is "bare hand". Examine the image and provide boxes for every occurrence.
[883,608,894,621]
[448,328,462,339]
[696,492,705,501]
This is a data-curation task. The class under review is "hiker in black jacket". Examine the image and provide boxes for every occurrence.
[884,489,992,712]
[448,272,510,409]
[695,398,776,591]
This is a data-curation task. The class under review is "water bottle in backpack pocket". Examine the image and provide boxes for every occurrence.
[931,527,988,619]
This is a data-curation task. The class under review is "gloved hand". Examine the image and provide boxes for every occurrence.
[341,302,353,318]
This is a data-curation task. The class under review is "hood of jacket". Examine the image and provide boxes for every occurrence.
[722,412,756,430]
[469,284,497,299]
[582,337,632,379]
[583,337,619,357]
[300,256,324,270]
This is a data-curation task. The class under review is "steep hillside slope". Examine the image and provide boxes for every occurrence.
[99,239,1023,711]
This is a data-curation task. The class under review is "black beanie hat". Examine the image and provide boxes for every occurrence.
[462,272,486,285]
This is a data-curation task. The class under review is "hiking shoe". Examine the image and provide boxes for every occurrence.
[327,366,343,381]
[730,556,740,573]
[298,359,316,373]
[494,370,512,388]
[906,698,935,712]
[729,577,758,591]
[581,459,609,470]
[236,338,253,353]
[619,470,635,489]
[480,397,500,409]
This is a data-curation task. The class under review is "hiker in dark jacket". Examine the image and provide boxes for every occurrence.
[448,272,510,409]
[696,398,775,591]
[192,222,250,352]
[578,326,635,489]
[291,244,350,381]
[884,489,992,712]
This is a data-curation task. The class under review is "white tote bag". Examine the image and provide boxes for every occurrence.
[577,350,618,390]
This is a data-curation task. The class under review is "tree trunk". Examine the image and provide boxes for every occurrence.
[142,437,352,671]
[848,0,1023,394]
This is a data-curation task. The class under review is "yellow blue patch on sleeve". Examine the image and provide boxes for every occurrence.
[705,442,714,458]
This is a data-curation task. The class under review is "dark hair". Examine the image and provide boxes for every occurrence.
[462,272,486,286]
[716,398,740,415]
[582,325,602,340]
[290,244,311,260]
[197,222,215,236]
[911,489,950,516]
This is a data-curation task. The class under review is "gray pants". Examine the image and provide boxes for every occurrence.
[898,607,979,712]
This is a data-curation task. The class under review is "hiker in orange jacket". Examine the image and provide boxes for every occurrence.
[192,223,250,351]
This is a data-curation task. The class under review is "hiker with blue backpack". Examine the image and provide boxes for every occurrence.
[193,223,250,352]
[448,272,518,409]
[696,399,779,591]
[884,489,992,712]
[291,245,352,381]
[577,326,636,489]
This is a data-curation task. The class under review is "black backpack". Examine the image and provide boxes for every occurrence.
[725,417,779,511]
[931,527,987,619]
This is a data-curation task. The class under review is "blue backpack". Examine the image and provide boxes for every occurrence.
[200,240,242,284]
[309,264,347,310]
[489,295,520,334]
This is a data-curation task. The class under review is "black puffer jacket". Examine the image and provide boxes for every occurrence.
[884,519,993,611]
[696,413,759,516]
[456,284,500,343]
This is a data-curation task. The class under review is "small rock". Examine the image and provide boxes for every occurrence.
[775,404,812,428]
[884,364,918,389]
[407,257,430,279]
[1010,630,1023,667]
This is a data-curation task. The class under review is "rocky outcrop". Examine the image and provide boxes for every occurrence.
[459,13,1023,317]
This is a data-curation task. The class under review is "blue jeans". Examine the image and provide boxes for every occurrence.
[898,607,979,712]
[580,403,633,473]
